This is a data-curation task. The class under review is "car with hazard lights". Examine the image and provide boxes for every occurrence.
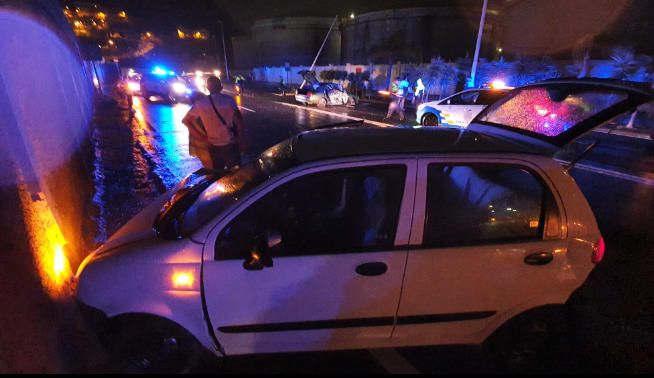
[74,79,652,373]
[417,87,512,127]
[295,70,358,108]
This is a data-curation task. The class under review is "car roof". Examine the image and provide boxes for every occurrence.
[288,126,554,163]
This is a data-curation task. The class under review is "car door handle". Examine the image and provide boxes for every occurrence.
[355,262,388,277]
[524,252,554,266]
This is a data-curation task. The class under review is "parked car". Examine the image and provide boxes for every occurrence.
[295,70,358,108]
[75,79,652,373]
[140,72,192,104]
[417,88,512,127]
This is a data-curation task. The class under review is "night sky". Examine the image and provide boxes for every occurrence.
[90,0,483,36]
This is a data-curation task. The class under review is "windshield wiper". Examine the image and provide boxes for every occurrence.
[153,169,220,240]
[311,119,365,130]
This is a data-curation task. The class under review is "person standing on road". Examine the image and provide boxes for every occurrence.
[413,77,425,106]
[384,77,406,122]
[182,76,247,175]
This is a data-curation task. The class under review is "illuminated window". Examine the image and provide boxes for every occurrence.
[193,31,208,40]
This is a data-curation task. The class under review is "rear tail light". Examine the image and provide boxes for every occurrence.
[307,92,313,97]
[592,237,605,264]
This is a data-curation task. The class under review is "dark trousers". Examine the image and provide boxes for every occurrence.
[209,144,241,175]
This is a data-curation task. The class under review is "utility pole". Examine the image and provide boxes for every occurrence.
[301,15,338,88]
[468,0,488,88]
[217,20,229,81]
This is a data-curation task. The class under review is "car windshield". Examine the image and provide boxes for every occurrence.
[180,140,297,237]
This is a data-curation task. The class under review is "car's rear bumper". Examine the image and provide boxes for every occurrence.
[295,94,313,104]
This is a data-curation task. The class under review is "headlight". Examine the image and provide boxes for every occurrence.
[172,82,187,95]
[127,81,140,93]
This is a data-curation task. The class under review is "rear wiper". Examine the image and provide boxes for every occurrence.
[311,120,365,130]
[153,169,220,240]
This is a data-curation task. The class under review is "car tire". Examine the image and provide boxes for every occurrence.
[317,98,327,108]
[422,113,439,126]
[106,315,203,374]
[348,96,357,107]
[483,305,575,374]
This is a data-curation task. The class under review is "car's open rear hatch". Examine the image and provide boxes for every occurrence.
[468,79,654,150]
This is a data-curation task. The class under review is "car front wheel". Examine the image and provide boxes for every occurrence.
[106,316,203,374]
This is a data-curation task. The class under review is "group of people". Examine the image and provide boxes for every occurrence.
[181,76,248,175]
[384,76,426,122]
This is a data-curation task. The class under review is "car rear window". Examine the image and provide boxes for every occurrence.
[478,87,627,137]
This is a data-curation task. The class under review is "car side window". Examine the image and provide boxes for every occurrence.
[448,91,480,105]
[215,165,407,260]
[477,91,507,105]
[423,164,548,247]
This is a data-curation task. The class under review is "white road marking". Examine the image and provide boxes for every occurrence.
[593,127,653,141]
[238,106,256,113]
[556,159,654,187]
[276,101,394,128]
[367,348,421,374]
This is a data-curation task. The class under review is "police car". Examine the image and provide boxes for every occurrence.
[75,79,652,373]
[140,67,193,104]
[417,88,512,127]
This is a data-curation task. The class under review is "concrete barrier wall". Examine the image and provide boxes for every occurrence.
[0,0,95,269]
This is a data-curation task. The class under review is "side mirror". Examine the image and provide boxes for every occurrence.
[242,230,280,271]
[243,252,265,271]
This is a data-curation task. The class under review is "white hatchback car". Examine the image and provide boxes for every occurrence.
[417,88,512,127]
[76,79,653,373]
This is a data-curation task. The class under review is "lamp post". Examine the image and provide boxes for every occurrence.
[217,20,229,81]
[468,0,488,88]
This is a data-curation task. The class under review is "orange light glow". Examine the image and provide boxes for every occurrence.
[172,272,195,289]
[491,80,507,89]
[378,90,391,96]
[177,29,186,39]
[17,184,73,299]
[193,31,207,40]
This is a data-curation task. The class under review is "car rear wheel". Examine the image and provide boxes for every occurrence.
[484,306,575,373]
[106,316,203,374]
[422,113,439,126]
